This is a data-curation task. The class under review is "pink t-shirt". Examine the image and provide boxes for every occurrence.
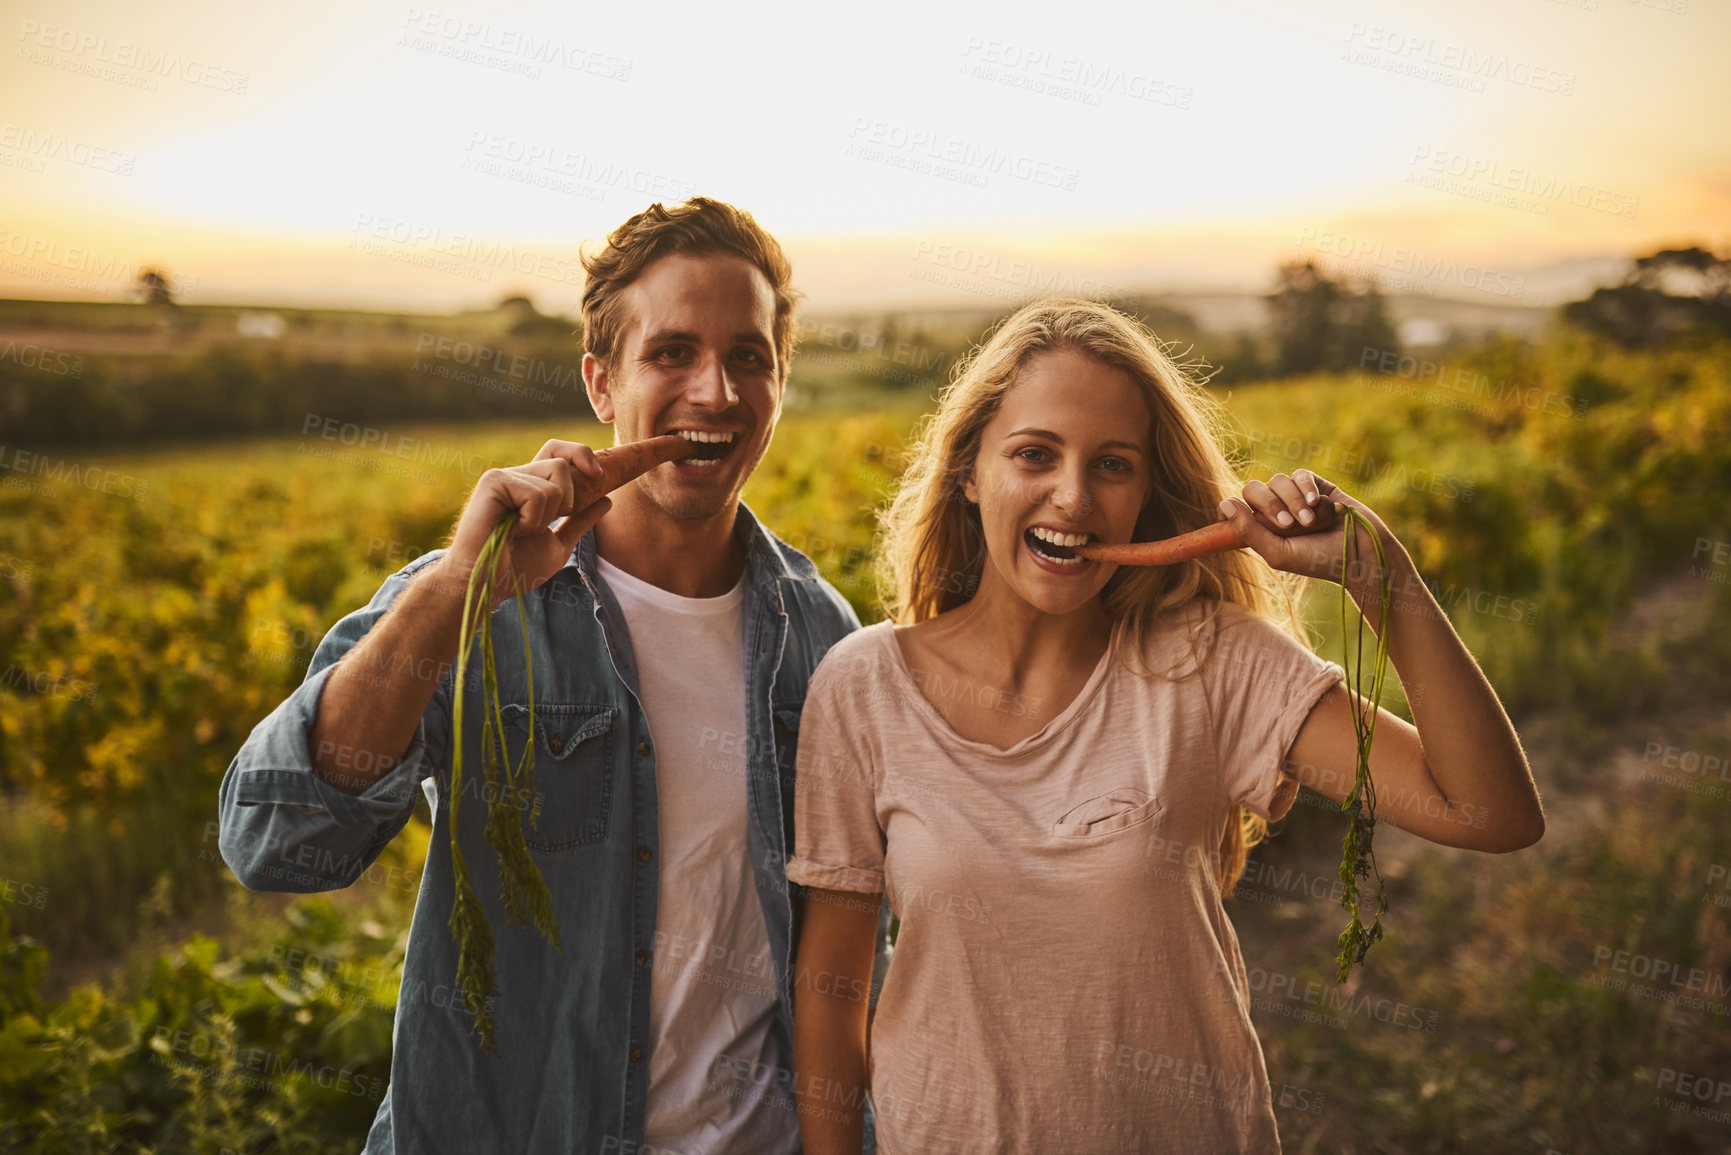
[786,599,1345,1154]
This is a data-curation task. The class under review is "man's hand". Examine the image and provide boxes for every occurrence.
[437,439,614,608]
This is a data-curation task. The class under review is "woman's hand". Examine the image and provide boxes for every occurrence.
[1216,470,1405,599]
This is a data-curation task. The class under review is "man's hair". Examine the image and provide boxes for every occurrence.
[580,196,799,382]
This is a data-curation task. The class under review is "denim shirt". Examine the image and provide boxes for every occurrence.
[217,504,868,1154]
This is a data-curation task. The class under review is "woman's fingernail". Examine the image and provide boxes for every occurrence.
[1276,511,1293,526]
[1218,499,1234,518]
[1298,509,1313,525]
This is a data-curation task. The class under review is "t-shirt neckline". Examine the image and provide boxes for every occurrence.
[875,620,1117,760]
[596,555,746,615]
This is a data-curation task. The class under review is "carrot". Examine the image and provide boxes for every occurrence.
[576,434,699,505]
[1073,502,1345,566]
[1073,521,1245,566]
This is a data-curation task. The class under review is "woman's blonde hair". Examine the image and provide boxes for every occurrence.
[878,297,1310,896]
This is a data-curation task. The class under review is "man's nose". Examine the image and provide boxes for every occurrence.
[687,354,738,409]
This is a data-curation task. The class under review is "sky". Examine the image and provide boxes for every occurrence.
[1,0,1726,316]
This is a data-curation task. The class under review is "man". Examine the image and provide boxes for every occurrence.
[219,197,869,1153]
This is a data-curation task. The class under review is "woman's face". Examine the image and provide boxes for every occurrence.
[962,346,1154,618]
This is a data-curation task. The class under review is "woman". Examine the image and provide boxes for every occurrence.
[786,298,1545,1153]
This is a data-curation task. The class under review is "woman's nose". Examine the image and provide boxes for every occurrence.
[1048,468,1094,518]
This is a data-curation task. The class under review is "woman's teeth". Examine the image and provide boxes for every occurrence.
[1030,527,1088,548]
[1026,527,1089,565]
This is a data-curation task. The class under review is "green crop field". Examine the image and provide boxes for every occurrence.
[2,326,1729,1152]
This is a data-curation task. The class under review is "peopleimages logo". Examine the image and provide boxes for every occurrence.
[0,445,148,500]
[0,122,135,175]
[0,339,84,378]
[1342,24,1576,96]
[1592,945,1731,998]
[910,240,1121,298]
[348,213,586,286]
[957,37,1194,110]
[1408,146,1639,220]
[0,229,199,299]
[1357,347,1590,421]
[1295,227,1525,300]
[398,9,632,80]
[846,118,1081,190]
[16,20,250,93]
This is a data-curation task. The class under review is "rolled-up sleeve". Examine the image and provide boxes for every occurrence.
[218,554,451,892]
[785,642,887,896]
[1197,603,1344,823]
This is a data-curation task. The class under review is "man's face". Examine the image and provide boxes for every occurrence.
[584,252,782,522]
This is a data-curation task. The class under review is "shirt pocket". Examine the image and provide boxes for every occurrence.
[1051,787,1165,839]
[500,702,616,851]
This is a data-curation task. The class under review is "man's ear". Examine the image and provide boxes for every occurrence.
[582,352,616,423]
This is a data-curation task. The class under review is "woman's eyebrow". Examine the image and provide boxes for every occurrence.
[1006,427,1145,455]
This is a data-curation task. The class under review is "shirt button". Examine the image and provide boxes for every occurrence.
[630,1047,644,1062]
[548,736,563,754]
[635,950,648,967]
[637,846,652,864]
[637,741,651,758]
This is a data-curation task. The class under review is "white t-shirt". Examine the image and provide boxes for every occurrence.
[597,556,798,1155]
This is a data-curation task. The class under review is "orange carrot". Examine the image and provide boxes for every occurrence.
[1074,522,1244,566]
[1074,502,1343,566]
[576,434,699,504]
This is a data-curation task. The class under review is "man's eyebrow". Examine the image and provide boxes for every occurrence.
[1007,427,1145,454]
[637,329,773,349]
[640,328,700,347]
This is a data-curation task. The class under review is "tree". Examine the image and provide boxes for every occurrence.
[136,268,175,306]
[1266,260,1397,376]
[1563,246,1731,349]
[497,293,578,338]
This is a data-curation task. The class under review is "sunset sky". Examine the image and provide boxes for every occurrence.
[2,0,1726,315]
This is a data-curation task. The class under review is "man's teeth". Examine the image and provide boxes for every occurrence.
[1030,527,1089,548]
[672,430,736,466]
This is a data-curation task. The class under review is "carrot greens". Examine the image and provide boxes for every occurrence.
[1333,505,1392,981]
[449,512,561,1054]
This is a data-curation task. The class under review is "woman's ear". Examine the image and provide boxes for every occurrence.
[959,467,980,505]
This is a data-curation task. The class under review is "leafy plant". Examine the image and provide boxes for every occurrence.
[1333,505,1392,980]
[447,513,560,1054]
